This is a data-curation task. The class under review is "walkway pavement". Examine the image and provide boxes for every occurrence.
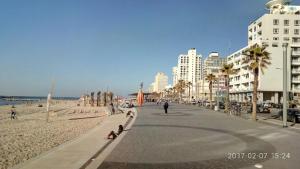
[12,111,136,169]
[97,103,300,169]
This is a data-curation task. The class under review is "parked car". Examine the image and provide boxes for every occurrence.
[247,104,270,113]
[273,103,283,109]
[218,102,225,109]
[277,109,300,123]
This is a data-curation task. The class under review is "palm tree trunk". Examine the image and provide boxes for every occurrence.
[209,83,213,109]
[188,86,191,101]
[252,69,259,121]
[225,76,230,113]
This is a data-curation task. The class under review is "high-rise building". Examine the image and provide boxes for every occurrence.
[226,0,300,103]
[148,83,155,93]
[153,72,168,93]
[203,52,226,76]
[173,48,203,99]
[172,66,178,87]
[197,52,226,100]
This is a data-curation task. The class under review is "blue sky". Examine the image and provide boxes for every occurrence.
[0,0,299,97]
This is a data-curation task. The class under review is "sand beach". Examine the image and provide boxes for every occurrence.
[0,100,108,169]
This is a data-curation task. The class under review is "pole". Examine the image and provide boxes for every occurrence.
[283,43,288,128]
[216,76,220,111]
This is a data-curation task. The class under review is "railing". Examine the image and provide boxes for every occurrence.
[292,51,300,56]
[292,79,300,83]
[292,61,300,65]
[293,88,300,91]
[292,70,300,74]
[291,42,300,47]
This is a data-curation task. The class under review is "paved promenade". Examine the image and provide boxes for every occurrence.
[97,103,300,169]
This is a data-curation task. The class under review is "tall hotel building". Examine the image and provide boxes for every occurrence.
[227,0,300,104]
[173,48,203,98]
[197,52,227,100]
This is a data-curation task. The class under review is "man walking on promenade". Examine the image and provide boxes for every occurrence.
[163,101,169,114]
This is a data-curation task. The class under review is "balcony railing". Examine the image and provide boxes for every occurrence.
[292,70,300,74]
[292,51,300,56]
[292,79,300,83]
[291,42,300,47]
[292,61,300,65]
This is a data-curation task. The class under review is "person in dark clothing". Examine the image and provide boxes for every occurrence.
[11,109,16,120]
[117,125,124,135]
[107,131,118,139]
[164,101,169,114]
[107,125,124,139]
[110,103,115,114]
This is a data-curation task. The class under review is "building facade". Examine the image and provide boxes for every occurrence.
[173,48,203,99]
[172,66,178,87]
[153,72,168,93]
[227,0,300,103]
[198,52,227,100]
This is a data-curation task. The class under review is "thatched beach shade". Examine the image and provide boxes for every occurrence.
[137,90,144,107]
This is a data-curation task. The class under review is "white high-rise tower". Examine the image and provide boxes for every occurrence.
[173,48,203,99]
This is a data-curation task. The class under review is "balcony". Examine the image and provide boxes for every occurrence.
[293,87,300,92]
[292,78,300,83]
[292,50,300,56]
[292,61,300,65]
[291,42,300,47]
[292,70,300,74]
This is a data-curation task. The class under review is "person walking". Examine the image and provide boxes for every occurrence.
[163,101,169,114]
[11,109,16,120]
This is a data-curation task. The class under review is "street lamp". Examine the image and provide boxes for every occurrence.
[215,76,220,111]
[282,43,288,128]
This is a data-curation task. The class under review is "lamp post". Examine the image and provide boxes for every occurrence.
[282,43,288,128]
[215,76,220,111]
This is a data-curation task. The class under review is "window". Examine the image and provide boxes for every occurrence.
[284,20,289,26]
[295,29,300,35]
[272,43,279,47]
[284,28,289,34]
[273,19,279,25]
[273,37,279,41]
[284,37,290,41]
[295,20,300,26]
[273,28,279,34]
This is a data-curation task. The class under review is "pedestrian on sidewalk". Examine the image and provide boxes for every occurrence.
[110,102,115,115]
[163,101,169,114]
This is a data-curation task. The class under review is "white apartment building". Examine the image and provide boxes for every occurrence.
[153,72,168,93]
[173,48,203,99]
[227,0,300,103]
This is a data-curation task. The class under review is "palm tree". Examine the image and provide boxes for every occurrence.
[103,92,107,106]
[186,81,193,101]
[220,63,238,113]
[242,44,271,121]
[206,74,216,109]
[175,80,186,101]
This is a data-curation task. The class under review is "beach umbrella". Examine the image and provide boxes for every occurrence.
[137,90,144,107]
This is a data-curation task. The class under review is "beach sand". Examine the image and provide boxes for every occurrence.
[0,100,108,169]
